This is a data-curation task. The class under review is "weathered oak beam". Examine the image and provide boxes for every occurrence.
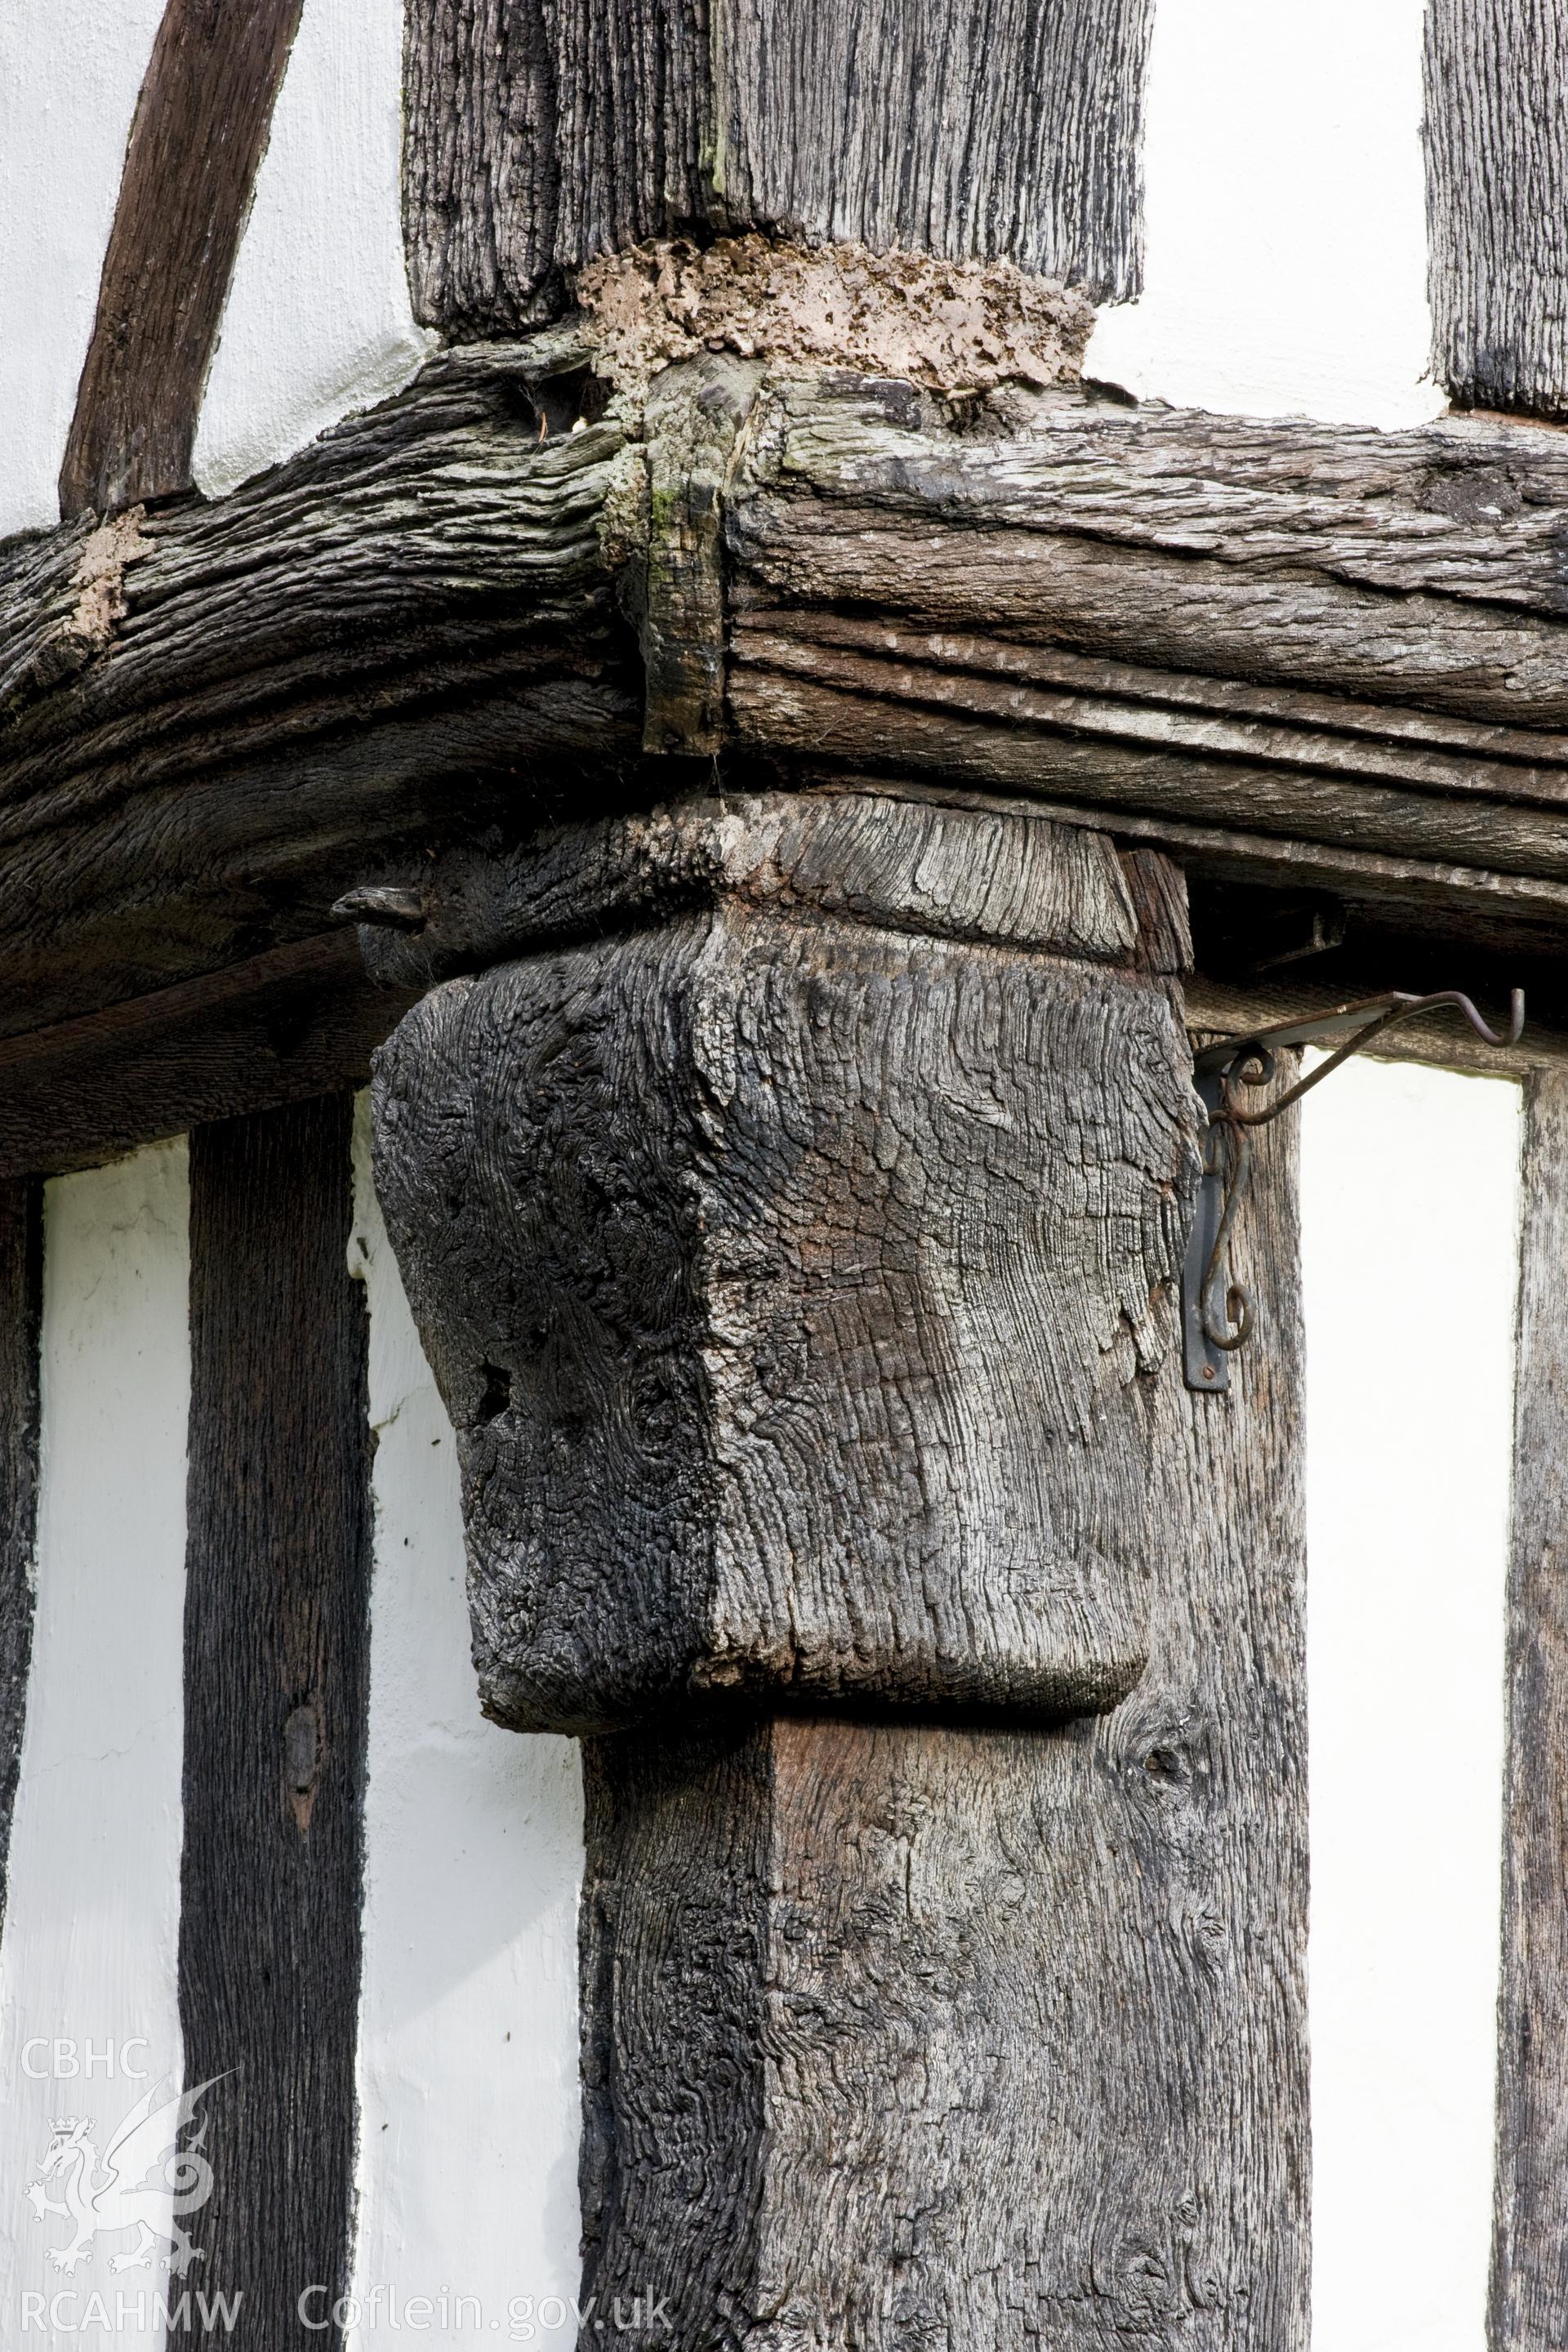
[0,342,645,1036]
[403,0,1155,335]
[733,377,1568,634]
[728,376,1568,726]
[0,933,418,1182]
[801,774,1568,969]
[368,796,1309,2344]
[720,376,1568,953]
[371,794,1198,1732]
[13,349,1568,1061]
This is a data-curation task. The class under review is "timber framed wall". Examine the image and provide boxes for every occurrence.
[2,0,1568,2343]
[0,1098,587,2343]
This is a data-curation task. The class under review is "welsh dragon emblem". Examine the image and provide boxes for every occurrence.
[26,2077,221,2277]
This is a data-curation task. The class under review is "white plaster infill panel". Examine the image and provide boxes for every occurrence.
[1088,0,1445,430]
[0,0,167,542]
[345,1100,583,2350]
[1303,1058,1518,2352]
[193,0,437,502]
[0,1142,192,2352]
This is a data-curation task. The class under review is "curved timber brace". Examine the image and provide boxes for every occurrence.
[1183,987,1526,1391]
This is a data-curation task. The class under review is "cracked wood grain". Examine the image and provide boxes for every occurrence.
[16,359,1568,1049]
[370,794,1200,1732]
[403,0,1154,333]
[60,0,306,516]
[180,1095,370,2350]
[786,773,1568,977]
[722,376,1568,901]
[0,350,640,1039]
[729,380,1568,715]
[1426,0,1568,419]
[576,1090,1308,2349]
[1492,1067,1568,2352]
[351,789,1143,988]
[637,358,762,755]
[731,652,1568,880]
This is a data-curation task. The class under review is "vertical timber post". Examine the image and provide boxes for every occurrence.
[180,1096,372,2348]
[368,791,1312,2345]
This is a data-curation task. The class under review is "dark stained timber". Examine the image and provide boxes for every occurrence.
[1492,1067,1568,2352]
[0,934,419,1182]
[0,348,639,1039]
[180,1096,371,2348]
[0,1183,42,1943]
[577,1085,1309,2348]
[403,0,1156,333]
[60,0,306,515]
[1426,0,1568,419]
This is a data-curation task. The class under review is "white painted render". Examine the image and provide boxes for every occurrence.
[1302,1060,1518,2352]
[0,0,165,541]
[0,0,431,539]
[0,1143,191,2350]
[1088,0,1446,430]
[191,0,437,501]
[346,1102,583,2343]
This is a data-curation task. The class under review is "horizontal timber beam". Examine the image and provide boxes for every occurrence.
[726,376,1568,842]
[0,336,648,1040]
[0,933,418,1181]
[10,339,1568,1064]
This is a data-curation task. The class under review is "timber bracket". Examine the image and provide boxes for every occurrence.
[1183,987,1526,1390]
[357,789,1202,1732]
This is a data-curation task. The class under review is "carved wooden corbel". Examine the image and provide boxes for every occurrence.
[362,791,1308,2343]
[368,790,1200,1733]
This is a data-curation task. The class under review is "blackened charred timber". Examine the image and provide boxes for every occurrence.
[369,793,1201,1732]
[179,1096,371,2350]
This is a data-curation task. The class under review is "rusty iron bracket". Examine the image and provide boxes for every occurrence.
[1183,988,1526,1392]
